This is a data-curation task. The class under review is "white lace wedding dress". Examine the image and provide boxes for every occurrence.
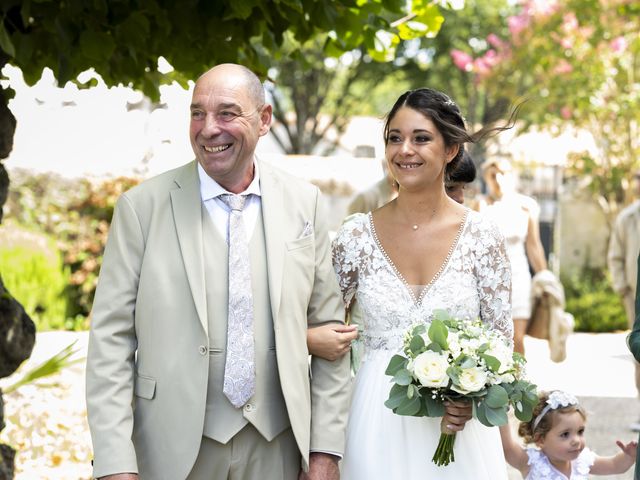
[332,210,513,479]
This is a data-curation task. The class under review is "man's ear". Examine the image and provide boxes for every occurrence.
[259,104,273,136]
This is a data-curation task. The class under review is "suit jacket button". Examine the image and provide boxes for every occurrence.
[198,345,207,355]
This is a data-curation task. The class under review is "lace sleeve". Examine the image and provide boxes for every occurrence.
[476,219,513,344]
[331,214,365,308]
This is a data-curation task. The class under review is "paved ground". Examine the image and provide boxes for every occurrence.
[1,330,637,479]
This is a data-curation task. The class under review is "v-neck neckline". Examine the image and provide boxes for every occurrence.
[367,210,468,306]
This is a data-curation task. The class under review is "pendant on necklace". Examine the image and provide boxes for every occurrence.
[412,224,419,231]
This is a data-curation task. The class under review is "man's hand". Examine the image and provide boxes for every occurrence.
[99,474,138,480]
[298,452,340,480]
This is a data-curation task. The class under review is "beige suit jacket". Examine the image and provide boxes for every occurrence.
[86,160,351,479]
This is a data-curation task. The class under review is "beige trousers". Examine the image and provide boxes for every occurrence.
[186,425,300,480]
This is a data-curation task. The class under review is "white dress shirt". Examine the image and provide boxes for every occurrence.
[197,162,262,242]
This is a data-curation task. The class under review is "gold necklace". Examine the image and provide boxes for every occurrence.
[410,205,439,231]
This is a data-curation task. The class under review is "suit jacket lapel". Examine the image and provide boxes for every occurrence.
[259,160,285,321]
[170,161,208,335]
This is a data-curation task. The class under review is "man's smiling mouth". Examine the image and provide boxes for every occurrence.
[204,144,231,153]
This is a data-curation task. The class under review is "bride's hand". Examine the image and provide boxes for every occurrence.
[442,399,472,433]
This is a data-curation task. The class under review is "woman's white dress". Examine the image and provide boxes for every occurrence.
[332,210,513,479]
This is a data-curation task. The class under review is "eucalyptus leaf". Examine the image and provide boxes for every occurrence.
[385,354,407,376]
[475,401,491,427]
[483,404,508,426]
[485,385,509,409]
[385,383,409,410]
[393,368,413,386]
[424,394,446,417]
[409,333,425,355]
[428,319,449,350]
[396,394,422,416]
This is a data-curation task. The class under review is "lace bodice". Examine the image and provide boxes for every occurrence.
[331,211,512,354]
[525,447,595,479]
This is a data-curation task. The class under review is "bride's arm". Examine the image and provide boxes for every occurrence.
[476,220,514,345]
[307,323,358,361]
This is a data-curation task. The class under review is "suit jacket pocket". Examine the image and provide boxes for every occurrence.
[135,373,157,400]
[286,234,314,251]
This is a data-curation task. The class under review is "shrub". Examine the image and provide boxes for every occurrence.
[562,266,628,333]
[0,242,83,331]
[6,170,140,319]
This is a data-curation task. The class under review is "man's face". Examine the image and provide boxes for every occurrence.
[189,67,271,193]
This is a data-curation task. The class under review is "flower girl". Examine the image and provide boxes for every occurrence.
[499,390,637,479]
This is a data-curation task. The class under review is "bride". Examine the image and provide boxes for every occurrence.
[314,88,513,479]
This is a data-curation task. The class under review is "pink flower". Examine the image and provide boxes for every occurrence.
[560,106,572,119]
[481,50,501,68]
[451,50,473,72]
[508,15,530,38]
[560,37,573,49]
[487,33,505,50]
[562,12,579,33]
[525,0,559,17]
[553,60,573,74]
[473,57,493,78]
[610,36,628,53]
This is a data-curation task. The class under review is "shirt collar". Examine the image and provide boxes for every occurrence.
[197,160,261,201]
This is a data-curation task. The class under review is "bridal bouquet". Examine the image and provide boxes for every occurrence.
[384,310,538,466]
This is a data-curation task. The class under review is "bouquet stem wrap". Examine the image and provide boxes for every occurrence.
[433,420,456,466]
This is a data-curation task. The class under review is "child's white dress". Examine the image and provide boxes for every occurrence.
[525,446,596,479]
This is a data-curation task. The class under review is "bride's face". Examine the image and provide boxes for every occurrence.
[385,107,458,191]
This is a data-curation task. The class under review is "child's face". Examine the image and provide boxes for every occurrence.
[538,411,586,464]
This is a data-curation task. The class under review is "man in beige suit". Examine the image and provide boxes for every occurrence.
[86,64,351,479]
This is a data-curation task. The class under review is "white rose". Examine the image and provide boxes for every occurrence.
[452,366,488,394]
[412,350,450,388]
[492,372,515,384]
[448,332,462,357]
[486,342,514,373]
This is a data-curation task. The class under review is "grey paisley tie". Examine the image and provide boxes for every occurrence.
[219,193,255,408]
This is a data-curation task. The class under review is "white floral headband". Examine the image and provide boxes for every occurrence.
[532,391,579,432]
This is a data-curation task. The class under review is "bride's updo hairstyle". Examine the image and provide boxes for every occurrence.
[383,88,517,177]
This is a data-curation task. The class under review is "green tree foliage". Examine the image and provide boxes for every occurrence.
[1,0,444,101]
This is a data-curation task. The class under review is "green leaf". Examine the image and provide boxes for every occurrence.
[480,353,501,372]
[385,383,409,410]
[0,21,16,57]
[226,0,259,20]
[393,368,413,386]
[80,30,115,61]
[385,354,407,376]
[485,385,509,409]
[409,333,425,355]
[395,393,422,416]
[412,4,444,39]
[428,319,449,350]
[4,341,82,394]
[424,393,446,417]
[474,401,491,427]
[368,30,398,63]
[484,405,508,426]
